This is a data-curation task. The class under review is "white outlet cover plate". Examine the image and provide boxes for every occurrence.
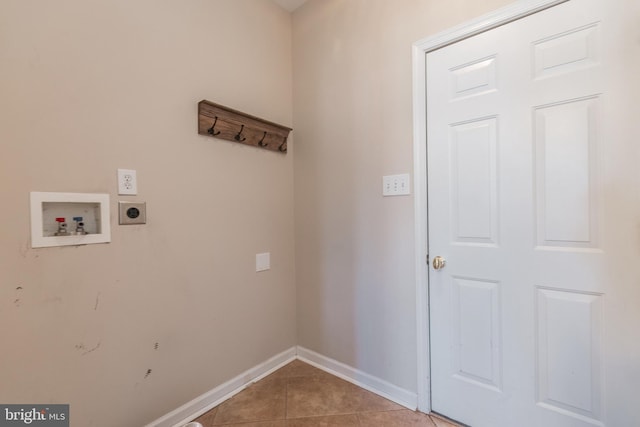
[256,252,271,272]
[382,173,410,196]
[118,169,137,195]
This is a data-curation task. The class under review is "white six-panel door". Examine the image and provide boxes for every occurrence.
[427,1,640,426]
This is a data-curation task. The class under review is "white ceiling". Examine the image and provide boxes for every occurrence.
[272,0,309,12]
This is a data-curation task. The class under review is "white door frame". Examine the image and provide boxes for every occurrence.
[411,0,569,413]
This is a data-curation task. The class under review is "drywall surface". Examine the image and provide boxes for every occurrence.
[0,0,295,425]
[292,0,512,393]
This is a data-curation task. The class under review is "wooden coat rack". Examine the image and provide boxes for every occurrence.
[198,100,292,153]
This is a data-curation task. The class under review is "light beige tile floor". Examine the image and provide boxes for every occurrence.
[191,360,461,427]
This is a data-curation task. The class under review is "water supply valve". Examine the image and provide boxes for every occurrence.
[73,216,88,235]
[54,217,69,236]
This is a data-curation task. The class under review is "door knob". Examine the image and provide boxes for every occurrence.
[432,256,446,270]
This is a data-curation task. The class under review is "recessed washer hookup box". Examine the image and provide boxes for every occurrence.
[30,192,111,248]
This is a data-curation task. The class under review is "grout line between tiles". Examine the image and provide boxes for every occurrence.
[284,377,289,420]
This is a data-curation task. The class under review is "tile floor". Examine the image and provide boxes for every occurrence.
[191,360,461,427]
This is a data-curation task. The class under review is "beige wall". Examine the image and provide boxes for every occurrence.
[292,0,512,392]
[0,1,295,426]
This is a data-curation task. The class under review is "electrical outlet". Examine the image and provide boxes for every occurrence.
[118,202,146,225]
[118,169,137,195]
[382,173,410,196]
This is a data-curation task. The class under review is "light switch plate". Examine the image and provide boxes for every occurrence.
[118,169,137,195]
[383,173,410,196]
[256,252,270,272]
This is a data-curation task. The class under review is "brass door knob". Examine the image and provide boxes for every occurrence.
[432,256,446,270]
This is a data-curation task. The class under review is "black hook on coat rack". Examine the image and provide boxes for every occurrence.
[278,137,287,153]
[235,124,247,142]
[258,131,268,147]
[208,117,221,136]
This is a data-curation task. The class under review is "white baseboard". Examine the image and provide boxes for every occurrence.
[296,346,418,410]
[144,347,296,427]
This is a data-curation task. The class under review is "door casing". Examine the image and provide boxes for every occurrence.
[411,0,569,413]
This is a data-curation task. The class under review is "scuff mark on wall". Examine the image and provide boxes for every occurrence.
[154,342,159,350]
[75,341,101,356]
[144,369,152,379]
[94,292,101,311]
[82,342,101,356]
[14,286,22,307]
